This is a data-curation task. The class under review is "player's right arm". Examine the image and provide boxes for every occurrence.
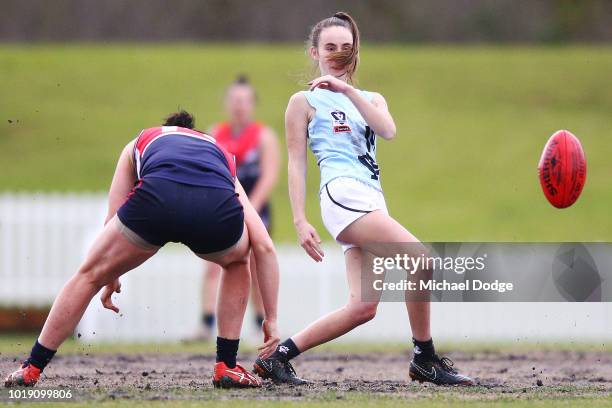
[105,140,136,225]
[285,92,324,262]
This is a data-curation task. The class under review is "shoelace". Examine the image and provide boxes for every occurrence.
[436,356,458,374]
[279,359,298,377]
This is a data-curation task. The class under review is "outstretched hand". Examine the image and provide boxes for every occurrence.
[258,319,280,359]
[100,278,122,313]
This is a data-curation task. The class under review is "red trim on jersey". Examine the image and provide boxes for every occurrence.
[213,122,263,167]
[133,126,236,178]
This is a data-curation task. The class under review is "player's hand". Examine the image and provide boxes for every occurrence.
[100,278,122,313]
[258,319,280,359]
[308,75,353,94]
[295,219,324,262]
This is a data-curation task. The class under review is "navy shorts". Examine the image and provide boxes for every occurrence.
[117,177,244,254]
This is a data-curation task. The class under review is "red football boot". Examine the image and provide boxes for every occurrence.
[213,362,261,388]
[4,362,42,387]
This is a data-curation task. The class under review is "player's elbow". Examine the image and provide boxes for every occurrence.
[378,124,396,140]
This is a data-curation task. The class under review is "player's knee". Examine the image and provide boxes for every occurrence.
[350,302,378,325]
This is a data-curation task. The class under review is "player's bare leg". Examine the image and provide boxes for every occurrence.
[199,228,261,388]
[254,246,380,385]
[5,216,158,387]
[291,247,379,350]
[188,262,222,341]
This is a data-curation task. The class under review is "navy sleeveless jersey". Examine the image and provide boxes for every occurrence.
[133,126,237,191]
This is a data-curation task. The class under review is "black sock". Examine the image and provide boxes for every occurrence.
[254,314,264,328]
[216,337,239,368]
[27,340,56,371]
[271,338,300,361]
[412,338,435,362]
[202,313,215,328]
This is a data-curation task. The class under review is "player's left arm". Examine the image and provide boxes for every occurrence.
[345,89,396,140]
[104,140,137,225]
[246,127,281,212]
[309,75,396,140]
[100,139,136,314]
[235,179,280,357]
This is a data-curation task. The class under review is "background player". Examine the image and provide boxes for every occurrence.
[253,12,473,386]
[5,111,280,389]
[194,75,280,340]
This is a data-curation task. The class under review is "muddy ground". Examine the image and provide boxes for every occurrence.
[1,351,612,401]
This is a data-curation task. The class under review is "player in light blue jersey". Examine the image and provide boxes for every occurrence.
[254,12,473,386]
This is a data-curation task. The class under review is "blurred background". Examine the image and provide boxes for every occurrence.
[1,0,611,348]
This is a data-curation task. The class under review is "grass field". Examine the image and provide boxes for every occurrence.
[1,44,612,243]
[2,334,612,407]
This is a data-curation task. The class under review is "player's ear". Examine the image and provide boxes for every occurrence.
[309,46,319,61]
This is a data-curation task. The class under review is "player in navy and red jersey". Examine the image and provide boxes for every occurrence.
[195,75,280,341]
[4,111,281,389]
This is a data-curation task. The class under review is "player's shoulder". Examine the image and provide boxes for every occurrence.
[288,90,309,105]
[286,91,312,114]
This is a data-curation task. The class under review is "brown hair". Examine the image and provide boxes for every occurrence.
[163,109,195,129]
[308,11,360,83]
[226,73,258,102]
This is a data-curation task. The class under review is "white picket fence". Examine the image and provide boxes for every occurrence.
[1,193,611,344]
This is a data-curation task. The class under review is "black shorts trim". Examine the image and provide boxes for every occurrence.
[325,184,371,214]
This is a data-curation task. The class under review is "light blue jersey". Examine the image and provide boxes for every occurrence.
[302,88,381,193]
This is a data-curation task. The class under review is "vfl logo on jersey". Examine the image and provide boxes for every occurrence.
[330,110,352,133]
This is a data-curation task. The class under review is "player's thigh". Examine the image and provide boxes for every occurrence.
[196,225,250,267]
[204,261,223,280]
[338,210,427,258]
[80,216,158,284]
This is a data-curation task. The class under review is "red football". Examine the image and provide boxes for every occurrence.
[538,130,587,208]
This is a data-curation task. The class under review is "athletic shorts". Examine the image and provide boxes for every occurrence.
[117,177,244,255]
[319,177,388,252]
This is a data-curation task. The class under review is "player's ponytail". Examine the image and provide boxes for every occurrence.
[309,11,361,83]
[163,110,195,129]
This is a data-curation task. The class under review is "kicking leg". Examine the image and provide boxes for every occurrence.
[254,247,380,385]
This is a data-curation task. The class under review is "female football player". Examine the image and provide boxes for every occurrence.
[195,75,280,340]
[4,111,280,389]
[254,12,473,386]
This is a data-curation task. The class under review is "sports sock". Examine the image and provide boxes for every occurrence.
[254,314,264,328]
[216,337,239,368]
[27,340,56,371]
[202,313,215,328]
[271,338,300,361]
[412,337,435,363]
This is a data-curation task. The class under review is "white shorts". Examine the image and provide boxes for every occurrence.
[319,177,388,252]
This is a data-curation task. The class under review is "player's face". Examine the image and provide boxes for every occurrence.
[225,85,256,125]
[311,26,353,77]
